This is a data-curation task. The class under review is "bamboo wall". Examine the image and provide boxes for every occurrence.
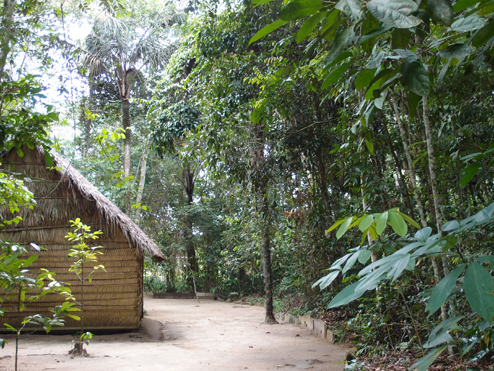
[0,150,144,331]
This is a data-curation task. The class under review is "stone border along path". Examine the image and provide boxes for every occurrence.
[0,296,348,371]
[227,299,337,344]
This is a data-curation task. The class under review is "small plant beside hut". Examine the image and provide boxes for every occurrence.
[65,218,105,356]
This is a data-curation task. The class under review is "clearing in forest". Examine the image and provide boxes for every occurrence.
[0,297,347,371]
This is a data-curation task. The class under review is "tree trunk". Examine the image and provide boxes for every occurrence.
[423,98,444,233]
[392,93,447,322]
[122,98,132,214]
[389,93,427,227]
[134,139,151,224]
[422,97,452,327]
[261,186,277,324]
[313,93,332,223]
[252,118,277,324]
[184,165,198,289]
[383,122,414,217]
[0,0,14,80]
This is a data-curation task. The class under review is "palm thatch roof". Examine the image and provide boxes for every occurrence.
[2,146,165,262]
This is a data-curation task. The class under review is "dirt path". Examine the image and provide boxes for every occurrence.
[0,297,347,371]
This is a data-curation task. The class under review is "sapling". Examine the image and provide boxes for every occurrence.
[65,218,105,356]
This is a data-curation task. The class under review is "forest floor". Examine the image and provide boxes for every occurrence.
[0,296,347,371]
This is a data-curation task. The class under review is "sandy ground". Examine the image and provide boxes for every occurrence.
[0,297,348,371]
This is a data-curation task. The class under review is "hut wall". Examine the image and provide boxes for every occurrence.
[0,150,143,330]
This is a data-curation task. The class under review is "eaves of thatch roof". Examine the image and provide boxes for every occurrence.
[2,146,165,262]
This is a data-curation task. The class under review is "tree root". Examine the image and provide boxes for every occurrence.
[68,342,89,357]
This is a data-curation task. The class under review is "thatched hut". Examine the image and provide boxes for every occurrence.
[0,146,165,330]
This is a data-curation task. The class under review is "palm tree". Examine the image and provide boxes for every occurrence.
[80,1,181,213]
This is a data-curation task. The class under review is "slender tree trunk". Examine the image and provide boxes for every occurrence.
[261,185,277,324]
[0,0,14,80]
[252,119,277,323]
[184,165,198,289]
[389,93,427,227]
[422,100,443,234]
[422,97,452,328]
[391,94,447,322]
[313,93,332,223]
[122,99,132,214]
[381,119,414,218]
[423,97,451,278]
[134,140,151,224]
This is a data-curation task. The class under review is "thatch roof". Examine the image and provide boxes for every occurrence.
[2,146,165,262]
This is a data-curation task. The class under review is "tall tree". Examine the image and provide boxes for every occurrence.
[79,0,181,213]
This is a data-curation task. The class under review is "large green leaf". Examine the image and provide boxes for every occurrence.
[423,316,463,348]
[328,281,365,308]
[335,0,362,19]
[312,270,340,289]
[453,0,488,11]
[280,0,324,21]
[428,0,454,26]
[386,254,410,281]
[355,68,377,90]
[358,249,372,264]
[321,62,352,89]
[391,28,410,49]
[442,220,459,231]
[426,264,466,314]
[450,14,487,32]
[332,253,352,267]
[401,61,429,96]
[356,268,387,292]
[320,8,341,34]
[464,262,494,321]
[395,210,421,229]
[322,27,356,67]
[388,210,407,236]
[410,345,448,371]
[366,0,421,28]
[296,11,328,43]
[476,255,494,270]
[326,217,350,234]
[342,251,361,273]
[361,12,380,53]
[472,21,494,48]
[460,164,482,187]
[394,48,418,62]
[376,211,388,235]
[364,68,399,100]
[438,43,472,62]
[414,227,432,242]
[336,216,355,239]
[23,255,38,267]
[358,214,374,232]
[249,20,287,45]
[478,1,494,16]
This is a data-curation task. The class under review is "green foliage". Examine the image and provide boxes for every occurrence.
[0,75,57,157]
[318,203,494,366]
[66,218,105,282]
